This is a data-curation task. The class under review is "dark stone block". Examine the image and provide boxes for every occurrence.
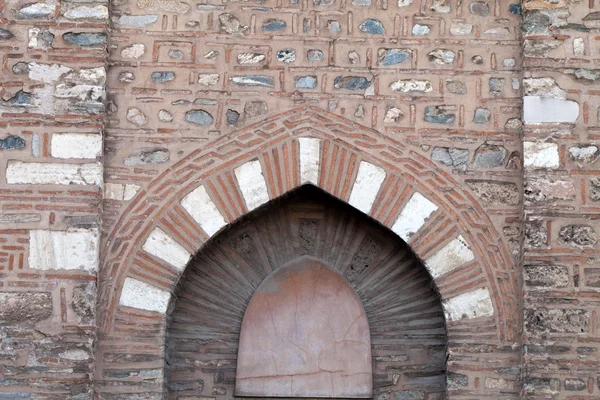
[262,19,286,31]
[0,136,26,150]
[63,32,107,46]
[472,143,507,168]
[151,71,175,83]
[527,344,570,354]
[168,379,204,391]
[3,91,36,108]
[226,109,240,125]
[377,49,410,66]
[576,346,596,355]
[447,372,468,389]
[359,19,385,34]
[424,106,455,124]
[431,147,468,169]
[508,3,521,15]
[333,76,370,90]
[0,29,14,40]
[185,110,214,125]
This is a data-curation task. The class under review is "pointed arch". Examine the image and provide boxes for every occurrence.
[165,186,445,400]
[95,106,519,398]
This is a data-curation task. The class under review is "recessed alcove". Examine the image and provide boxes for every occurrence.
[165,185,447,400]
[235,257,372,398]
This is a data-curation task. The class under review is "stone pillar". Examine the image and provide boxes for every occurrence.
[0,0,107,396]
[521,0,600,398]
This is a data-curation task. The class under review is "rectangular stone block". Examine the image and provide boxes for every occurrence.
[181,185,227,236]
[348,161,386,215]
[6,161,102,186]
[442,287,494,321]
[584,268,600,287]
[391,192,438,241]
[235,160,270,211]
[0,214,41,223]
[525,308,589,334]
[142,228,191,270]
[523,96,579,124]
[523,142,559,169]
[425,236,474,278]
[298,137,321,185]
[29,229,99,272]
[50,133,102,159]
[119,278,170,313]
[525,265,569,287]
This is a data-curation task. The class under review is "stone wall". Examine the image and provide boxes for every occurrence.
[94,0,524,397]
[521,1,600,398]
[0,0,597,398]
[0,0,106,396]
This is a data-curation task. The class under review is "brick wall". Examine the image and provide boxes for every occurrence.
[522,1,600,398]
[98,0,523,396]
[0,0,597,398]
[0,0,106,396]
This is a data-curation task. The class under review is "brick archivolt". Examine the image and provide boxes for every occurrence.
[99,106,518,343]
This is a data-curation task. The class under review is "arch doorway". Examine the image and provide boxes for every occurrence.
[165,185,447,399]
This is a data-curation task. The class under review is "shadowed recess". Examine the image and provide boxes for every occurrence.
[165,185,447,400]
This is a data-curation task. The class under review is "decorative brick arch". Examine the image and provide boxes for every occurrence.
[96,106,519,398]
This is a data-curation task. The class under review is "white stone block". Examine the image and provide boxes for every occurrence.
[51,133,102,159]
[234,160,270,211]
[181,185,227,236]
[391,192,438,241]
[348,161,386,215]
[63,5,109,20]
[59,349,90,361]
[523,96,579,124]
[443,287,494,321]
[524,142,559,169]
[123,184,140,201]
[119,278,170,313]
[105,183,140,201]
[29,229,99,272]
[104,183,125,200]
[425,235,475,278]
[298,137,321,185]
[142,228,191,271]
[6,161,102,186]
[27,62,71,83]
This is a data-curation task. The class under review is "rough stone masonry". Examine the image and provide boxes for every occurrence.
[0,0,598,398]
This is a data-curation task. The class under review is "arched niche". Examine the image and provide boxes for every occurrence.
[235,257,372,398]
[165,186,447,400]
